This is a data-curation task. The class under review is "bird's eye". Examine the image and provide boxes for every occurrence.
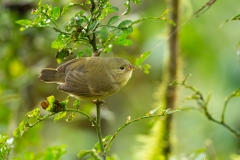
[119,66,125,70]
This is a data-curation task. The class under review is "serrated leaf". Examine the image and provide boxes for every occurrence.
[108,16,120,25]
[25,108,41,118]
[51,6,60,21]
[135,51,151,66]
[54,111,67,122]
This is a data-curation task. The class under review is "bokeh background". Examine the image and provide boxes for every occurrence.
[1,0,240,159]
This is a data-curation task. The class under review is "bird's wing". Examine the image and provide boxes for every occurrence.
[57,71,93,98]
[57,58,86,73]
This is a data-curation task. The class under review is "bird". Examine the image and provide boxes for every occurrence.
[38,57,136,100]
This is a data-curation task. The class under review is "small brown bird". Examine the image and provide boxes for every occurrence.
[39,57,135,100]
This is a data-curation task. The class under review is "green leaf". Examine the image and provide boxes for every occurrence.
[122,0,130,15]
[135,51,151,66]
[66,112,75,122]
[111,28,123,36]
[99,27,109,40]
[25,108,41,118]
[13,121,26,137]
[47,95,55,106]
[51,6,61,21]
[13,128,21,138]
[89,20,99,31]
[113,33,132,46]
[220,14,240,28]
[121,26,133,34]
[108,16,120,25]
[51,37,67,49]
[78,150,92,158]
[62,3,85,15]
[132,0,142,4]
[55,48,73,64]
[118,20,132,28]
[77,51,84,58]
[0,135,12,159]
[98,4,119,20]
[15,19,33,27]
[73,99,80,109]
[141,64,151,74]
[43,145,67,159]
[54,111,67,122]
[78,150,101,159]
[226,14,240,22]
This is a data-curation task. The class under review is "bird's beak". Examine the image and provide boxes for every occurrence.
[129,65,137,71]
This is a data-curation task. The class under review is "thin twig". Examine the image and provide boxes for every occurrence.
[194,0,217,17]
[105,109,178,152]
[176,76,240,137]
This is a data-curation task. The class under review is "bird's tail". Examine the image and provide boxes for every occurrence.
[39,68,65,83]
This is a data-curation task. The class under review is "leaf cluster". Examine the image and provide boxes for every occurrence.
[15,0,143,63]
[0,135,13,160]
[15,0,174,75]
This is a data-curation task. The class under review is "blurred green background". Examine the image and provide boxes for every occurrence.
[0,0,240,159]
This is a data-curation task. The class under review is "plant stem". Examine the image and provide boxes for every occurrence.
[94,100,106,159]
[162,0,180,158]
[105,109,179,152]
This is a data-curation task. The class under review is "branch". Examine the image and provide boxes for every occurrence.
[105,109,179,152]
[194,0,217,17]
[174,75,240,137]
[93,99,106,159]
